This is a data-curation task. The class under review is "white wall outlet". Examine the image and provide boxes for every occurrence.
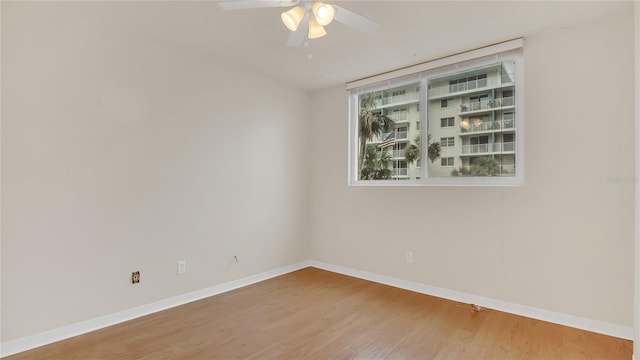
[177,260,186,275]
[405,251,413,263]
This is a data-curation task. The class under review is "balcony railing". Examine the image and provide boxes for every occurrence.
[392,150,407,158]
[377,92,420,107]
[449,78,487,93]
[459,97,515,113]
[387,112,409,123]
[461,119,515,133]
[428,78,508,97]
[395,130,408,140]
[461,141,515,154]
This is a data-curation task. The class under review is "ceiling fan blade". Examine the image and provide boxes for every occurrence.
[286,14,309,47]
[218,0,298,10]
[332,5,381,35]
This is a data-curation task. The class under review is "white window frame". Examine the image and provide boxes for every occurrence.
[347,39,524,186]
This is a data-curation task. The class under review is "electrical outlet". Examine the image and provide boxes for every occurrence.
[405,251,413,264]
[177,260,186,275]
[131,271,140,284]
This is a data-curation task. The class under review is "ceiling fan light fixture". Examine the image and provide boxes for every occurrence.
[281,6,305,31]
[308,18,327,39]
[312,2,335,26]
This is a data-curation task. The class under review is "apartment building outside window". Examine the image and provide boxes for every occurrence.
[348,40,523,185]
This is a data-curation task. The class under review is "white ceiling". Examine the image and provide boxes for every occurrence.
[65,1,630,91]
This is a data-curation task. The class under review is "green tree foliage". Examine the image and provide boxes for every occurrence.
[360,144,393,180]
[451,157,501,176]
[358,93,389,177]
[404,135,441,165]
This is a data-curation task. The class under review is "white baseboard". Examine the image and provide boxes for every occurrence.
[0,260,312,358]
[307,260,634,341]
[1,259,633,358]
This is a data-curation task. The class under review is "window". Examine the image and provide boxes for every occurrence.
[393,160,408,177]
[393,142,407,158]
[467,94,489,111]
[502,134,515,152]
[469,136,489,153]
[440,117,455,128]
[477,74,487,87]
[395,126,408,140]
[441,137,455,147]
[441,98,453,108]
[348,39,523,185]
[501,89,515,106]
[448,73,487,92]
[441,157,454,167]
[391,108,408,121]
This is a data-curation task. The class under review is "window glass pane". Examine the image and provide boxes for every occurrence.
[356,82,422,181]
[349,45,522,186]
[427,60,517,178]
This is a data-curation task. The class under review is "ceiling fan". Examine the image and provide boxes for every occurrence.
[218,0,381,47]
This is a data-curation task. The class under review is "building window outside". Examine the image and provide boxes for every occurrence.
[441,137,455,147]
[394,160,408,177]
[440,117,455,128]
[349,43,523,186]
[390,108,408,122]
[441,157,454,167]
[395,126,408,140]
[441,98,453,108]
[393,142,407,158]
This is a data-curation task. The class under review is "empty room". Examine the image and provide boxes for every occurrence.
[1,1,639,359]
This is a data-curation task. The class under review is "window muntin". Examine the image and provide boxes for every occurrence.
[349,45,523,186]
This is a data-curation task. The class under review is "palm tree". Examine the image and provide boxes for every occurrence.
[427,135,442,163]
[404,136,421,165]
[360,144,392,180]
[404,134,441,165]
[358,92,389,178]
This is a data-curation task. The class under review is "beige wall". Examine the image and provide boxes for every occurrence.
[1,0,637,350]
[309,8,635,328]
[1,3,310,341]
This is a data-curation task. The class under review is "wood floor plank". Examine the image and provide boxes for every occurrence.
[4,267,632,359]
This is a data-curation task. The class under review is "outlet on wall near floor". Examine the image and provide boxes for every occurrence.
[131,271,140,284]
[405,251,413,264]
[177,260,186,275]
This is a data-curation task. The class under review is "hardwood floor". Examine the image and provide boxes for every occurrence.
[5,267,632,359]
